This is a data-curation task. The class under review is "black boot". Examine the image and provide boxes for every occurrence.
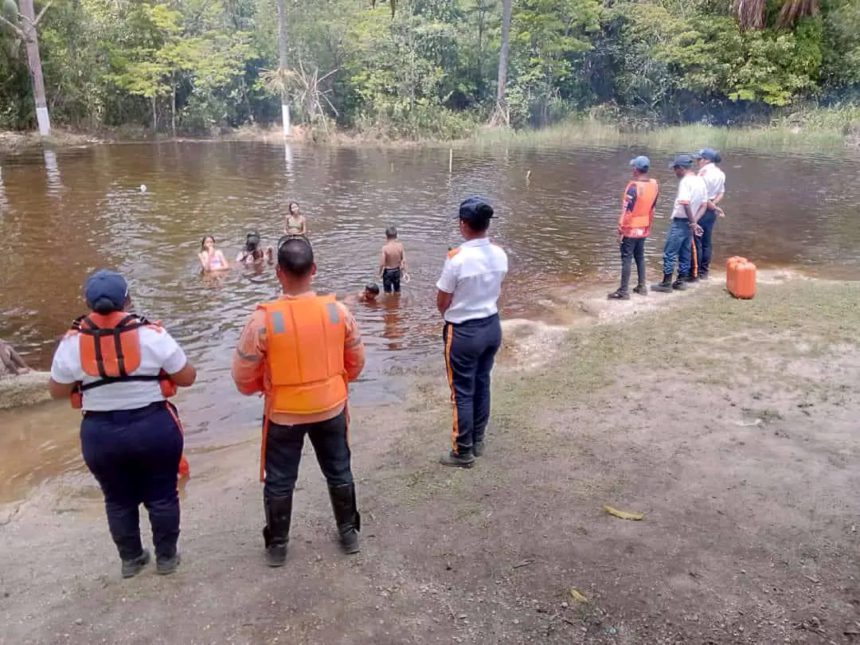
[328,483,361,554]
[672,278,688,290]
[633,284,648,296]
[263,494,292,567]
[652,273,674,293]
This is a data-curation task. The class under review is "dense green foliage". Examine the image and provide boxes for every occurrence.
[1,0,858,137]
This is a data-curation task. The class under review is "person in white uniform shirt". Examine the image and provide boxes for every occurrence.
[694,148,727,280]
[653,154,708,292]
[48,270,196,578]
[436,197,508,468]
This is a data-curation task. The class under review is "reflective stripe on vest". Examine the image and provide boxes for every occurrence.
[620,179,658,238]
[260,295,348,416]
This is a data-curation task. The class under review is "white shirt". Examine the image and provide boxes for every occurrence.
[671,173,708,220]
[698,162,726,201]
[51,323,187,411]
[436,238,508,324]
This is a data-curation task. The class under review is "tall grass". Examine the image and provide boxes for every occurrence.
[465,106,860,152]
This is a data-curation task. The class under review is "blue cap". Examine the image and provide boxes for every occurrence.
[670,154,695,169]
[696,148,719,162]
[456,196,494,221]
[629,155,650,171]
[84,270,129,312]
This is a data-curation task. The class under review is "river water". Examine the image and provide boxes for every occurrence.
[2,140,859,500]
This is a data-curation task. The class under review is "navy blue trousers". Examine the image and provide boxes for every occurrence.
[81,402,183,561]
[264,411,353,498]
[694,208,718,275]
[443,315,502,455]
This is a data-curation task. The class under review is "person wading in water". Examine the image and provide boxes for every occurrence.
[232,237,366,566]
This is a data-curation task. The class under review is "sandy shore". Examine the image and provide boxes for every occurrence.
[1,274,858,644]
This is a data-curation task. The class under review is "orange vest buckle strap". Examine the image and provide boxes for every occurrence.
[259,295,348,416]
[620,178,659,239]
[68,312,176,408]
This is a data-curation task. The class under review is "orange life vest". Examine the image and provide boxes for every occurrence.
[619,178,659,238]
[68,312,176,408]
[259,295,348,416]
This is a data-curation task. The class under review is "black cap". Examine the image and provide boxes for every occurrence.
[455,196,494,222]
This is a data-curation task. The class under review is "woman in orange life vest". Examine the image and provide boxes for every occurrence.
[232,236,366,567]
[48,270,197,579]
[608,155,659,300]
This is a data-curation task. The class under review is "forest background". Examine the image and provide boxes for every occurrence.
[1,0,859,140]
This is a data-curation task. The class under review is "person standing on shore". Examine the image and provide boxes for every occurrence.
[48,270,196,578]
[232,237,366,567]
[379,226,407,293]
[608,155,659,300]
[436,197,508,468]
[653,155,707,293]
[694,148,726,280]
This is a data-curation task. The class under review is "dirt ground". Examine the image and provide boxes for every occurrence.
[1,275,859,644]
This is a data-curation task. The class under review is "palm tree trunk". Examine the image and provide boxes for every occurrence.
[276,0,291,137]
[490,0,512,127]
[18,0,51,136]
[151,95,157,132]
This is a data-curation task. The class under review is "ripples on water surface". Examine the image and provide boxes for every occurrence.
[1,140,859,454]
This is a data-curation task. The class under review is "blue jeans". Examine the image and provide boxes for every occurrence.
[662,219,693,277]
[694,209,718,274]
[443,315,502,455]
[81,402,183,561]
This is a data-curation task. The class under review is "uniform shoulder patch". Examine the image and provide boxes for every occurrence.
[447,247,462,259]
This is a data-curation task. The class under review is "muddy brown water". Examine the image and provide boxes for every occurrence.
[1,141,859,500]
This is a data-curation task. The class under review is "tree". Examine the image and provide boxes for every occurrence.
[276,0,290,136]
[490,0,512,126]
[0,0,52,135]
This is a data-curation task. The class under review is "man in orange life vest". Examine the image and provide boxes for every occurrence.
[48,270,196,578]
[608,155,659,300]
[607,155,660,300]
[232,237,366,567]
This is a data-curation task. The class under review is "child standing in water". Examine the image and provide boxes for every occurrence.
[199,236,230,273]
[284,202,307,236]
[379,226,407,293]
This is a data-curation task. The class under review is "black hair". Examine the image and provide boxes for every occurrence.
[385,226,397,239]
[288,201,300,213]
[365,283,380,295]
[201,235,215,250]
[714,152,723,164]
[464,216,492,233]
[277,236,314,277]
[90,297,121,315]
[245,231,261,253]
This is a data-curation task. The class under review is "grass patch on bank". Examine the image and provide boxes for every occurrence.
[497,280,860,414]
[466,106,860,152]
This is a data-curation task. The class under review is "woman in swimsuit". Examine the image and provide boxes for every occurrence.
[284,202,307,236]
[236,231,274,265]
[198,235,230,273]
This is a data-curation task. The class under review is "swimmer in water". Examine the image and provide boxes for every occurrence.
[237,231,274,265]
[284,202,307,236]
[358,283,380,303]
[199,235,230,273]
